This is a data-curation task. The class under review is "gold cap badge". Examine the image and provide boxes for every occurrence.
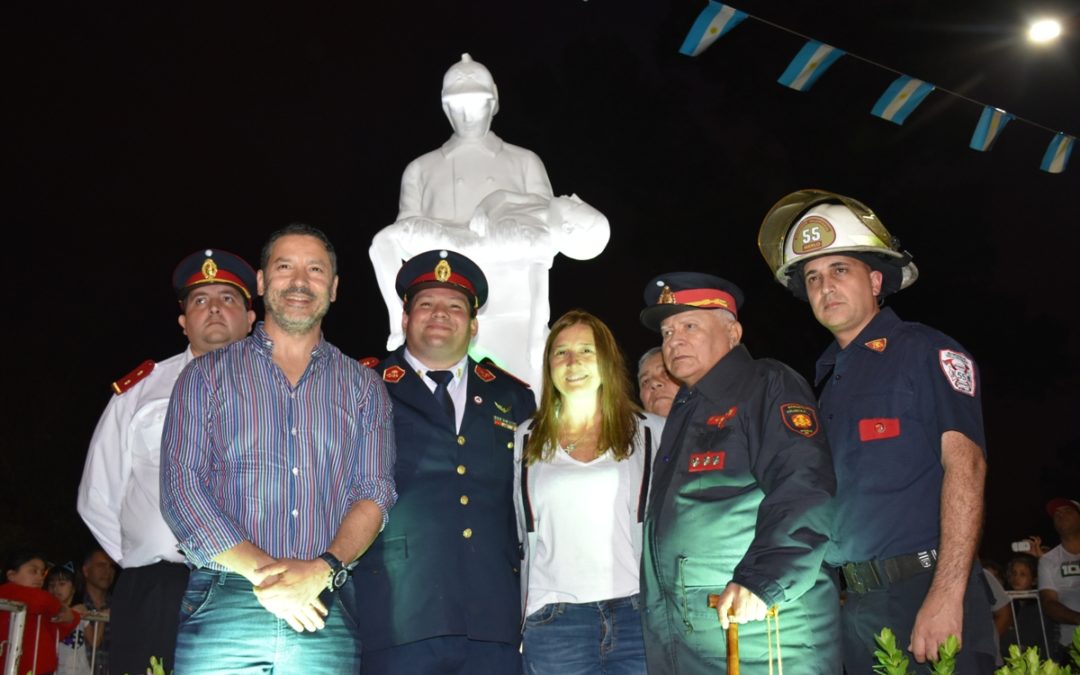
[659,285,675,305]
[434,259,452,282]
[201,258,218,280]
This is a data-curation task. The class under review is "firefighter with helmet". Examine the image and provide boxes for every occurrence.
[758,189,997,672]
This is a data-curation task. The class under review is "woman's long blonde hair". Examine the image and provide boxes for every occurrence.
[524,309,641,464]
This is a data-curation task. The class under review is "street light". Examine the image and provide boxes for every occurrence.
[1028,18,1062,43]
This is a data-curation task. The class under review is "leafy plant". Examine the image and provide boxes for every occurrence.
[931,634,960,675]
[995,643,1074,674]
[1071,627,1080,670]
[122,655,169,675]
[874,628,912,675]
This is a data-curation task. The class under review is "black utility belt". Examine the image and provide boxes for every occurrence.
[840,549,938,594]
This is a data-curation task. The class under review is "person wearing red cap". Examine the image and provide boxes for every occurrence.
[638,272,839,674]
[349,249,536,674]
[1039,498,1080,661]
[77,247,256,675]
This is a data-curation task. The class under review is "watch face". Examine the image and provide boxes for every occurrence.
[332,568,349,589]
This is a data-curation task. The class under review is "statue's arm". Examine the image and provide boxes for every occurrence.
[397,159,424,220]
[524,151,554,199]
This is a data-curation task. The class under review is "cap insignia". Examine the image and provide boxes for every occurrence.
[434,259,452,282]
[201,258,219,280]
[659,285,675,305]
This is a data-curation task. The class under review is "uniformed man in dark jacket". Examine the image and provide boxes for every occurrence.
[638,273,840,674]
[759,190,996,673]
[349,249,536,674]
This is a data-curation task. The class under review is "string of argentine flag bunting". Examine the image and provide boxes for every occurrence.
[680,1,1075,174]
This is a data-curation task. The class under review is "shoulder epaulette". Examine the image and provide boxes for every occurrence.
[478,358,531,389]
[359,356,380,369]
[111,359,155,395]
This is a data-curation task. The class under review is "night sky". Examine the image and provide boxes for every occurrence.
[8,1,1078,567]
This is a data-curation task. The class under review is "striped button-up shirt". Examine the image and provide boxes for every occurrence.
[160,322,397,570]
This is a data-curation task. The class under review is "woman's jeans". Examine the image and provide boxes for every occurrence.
[522,594,646,675]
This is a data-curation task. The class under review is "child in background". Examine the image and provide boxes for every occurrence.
[1007,554,1039,591]
[0,550,81,675]
[1003,553,1048,657]
[46,562,92,675]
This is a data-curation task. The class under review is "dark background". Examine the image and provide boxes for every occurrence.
[7,1,1077,568]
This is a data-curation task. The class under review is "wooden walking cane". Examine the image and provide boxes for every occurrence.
[708,594,739,675]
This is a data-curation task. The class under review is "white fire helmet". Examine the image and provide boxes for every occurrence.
[758,189,918,300]
[441,53,499,115]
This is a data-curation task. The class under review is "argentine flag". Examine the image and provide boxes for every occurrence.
[871,76,935,125]
[1041,133,1075,174]
[679,1,748,57]
[969,106,1014,152]
[777,41,844,92]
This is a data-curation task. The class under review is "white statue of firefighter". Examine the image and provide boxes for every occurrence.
[370,53,610,390]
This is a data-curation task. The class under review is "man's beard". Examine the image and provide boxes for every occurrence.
[265,286,329,335]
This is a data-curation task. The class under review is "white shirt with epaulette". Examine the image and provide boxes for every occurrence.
[77,348,192,567]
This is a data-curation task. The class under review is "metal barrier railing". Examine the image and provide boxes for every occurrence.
[1006,589,1051,657]
[1,599,27,675]
[1,601,109,675]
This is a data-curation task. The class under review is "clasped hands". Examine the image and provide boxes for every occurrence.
[251,557,331,633]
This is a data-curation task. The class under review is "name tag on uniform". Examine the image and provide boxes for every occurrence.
[859,418,901,441]
[688,451,725,472]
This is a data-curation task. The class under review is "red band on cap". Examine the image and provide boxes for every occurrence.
[408,272,476,295]
[671,289,737,316]
[182,271,252,300]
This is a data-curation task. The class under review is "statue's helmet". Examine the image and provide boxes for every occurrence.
[441,53,499,115]
[758,189,918,301]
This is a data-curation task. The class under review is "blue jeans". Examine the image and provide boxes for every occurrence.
[522,594,646,675]
[174,569,361,674]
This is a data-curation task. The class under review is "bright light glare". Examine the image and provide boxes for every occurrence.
[1028,18,1062,43]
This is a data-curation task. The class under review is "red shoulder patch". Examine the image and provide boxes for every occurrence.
[112,359,155,395]
[864,338,888,352]
[359,356,380,369]
[706,406,738,429]
[382,365,406,383]
[780,403,819,437]
[474,365,496,382]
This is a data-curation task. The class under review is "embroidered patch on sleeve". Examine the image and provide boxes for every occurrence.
[859,418,901,441]
[688,451,726,472]
[938,349,976,396]
[780,403,819,437]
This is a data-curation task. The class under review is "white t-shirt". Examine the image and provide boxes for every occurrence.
[525,449,640,616]
[1038,544,1080,647]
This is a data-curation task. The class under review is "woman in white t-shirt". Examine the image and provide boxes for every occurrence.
[514,309,665,675]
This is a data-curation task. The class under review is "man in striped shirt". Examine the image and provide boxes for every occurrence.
[161,224,397,673]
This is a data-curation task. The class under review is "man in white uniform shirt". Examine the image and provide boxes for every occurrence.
[78,248,256,674]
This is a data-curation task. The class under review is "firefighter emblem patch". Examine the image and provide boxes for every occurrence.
[780,403,819,437]
[939,349,976,396]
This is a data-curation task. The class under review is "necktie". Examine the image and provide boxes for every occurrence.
[427,370,455,423]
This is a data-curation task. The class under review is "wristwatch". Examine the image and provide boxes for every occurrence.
[318,552,349,592]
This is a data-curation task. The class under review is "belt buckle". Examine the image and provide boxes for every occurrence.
[844,560,884,593]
